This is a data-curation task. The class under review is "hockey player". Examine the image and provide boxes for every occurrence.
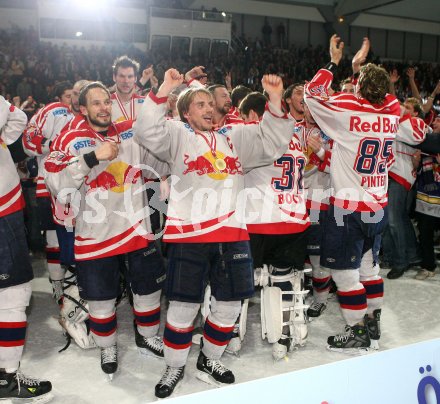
[230,85,252,118]
[208,84,244,128]
[240,92,311,360]
[23,81,74,303]
[0,95,53,402]
[283,83,305,122]
[303,101,333,319]
[304,35,400,353]
[134,69,295,398]
[45,82,168,379]
[111,55,151,122]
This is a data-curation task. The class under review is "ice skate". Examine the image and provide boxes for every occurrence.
[101,344,118,381]
[155,365,184,399]
[365,309,381,350]
[196,351,235,387]
[133,321,164,358]
[327,324,371,355]
[0,370,53,403]
[307,302,327,319]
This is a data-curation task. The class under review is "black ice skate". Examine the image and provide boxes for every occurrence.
[0,370,53,403]
[101,344,118,380]
[155,365,184,399]
[307,302,327,319]
[196,351,235,386]
[133,321,164,358]
[365,309,381,350]
[327,324,371,355]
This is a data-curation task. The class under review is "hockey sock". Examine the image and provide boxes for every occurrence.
[163,301,199,368]
[310,256,331,303]
[133,290,161,338]
[202,298,241,360]
[88,299,117,348]
[331,269,367,326]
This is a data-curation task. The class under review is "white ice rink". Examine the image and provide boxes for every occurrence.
[22,257,440,403]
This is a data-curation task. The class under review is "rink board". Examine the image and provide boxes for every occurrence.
[167,338,440,404]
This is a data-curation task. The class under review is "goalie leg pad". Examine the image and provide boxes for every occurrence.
[238,299,249,341]
[61,270,90,324]
[59,317,97,349]
[260,286,283,343]
[264,269,309,347]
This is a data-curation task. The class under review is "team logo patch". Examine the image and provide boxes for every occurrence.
[309,84,329,100]
[0,274,10,281]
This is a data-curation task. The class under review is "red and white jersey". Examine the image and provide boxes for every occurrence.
[303,123,332,211]
[389,115,428,190]
[23,102,73,198]
[133,91,295,243]
[111,93,145,122]
[229,106,241,118]
[45,120,169,261]
[47,114,88,225]
[0,97,27,218]
[305,67,401,212]
[245,121,310,234]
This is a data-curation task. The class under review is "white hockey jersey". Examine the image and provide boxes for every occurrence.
[303,122,332,211]
[111,93,145,122]
[45,119,168,261]
[389,115,428,190]
[0,97,28,218]
[133,91,295,243]
[305,67,401,212]
[245,121,310,234]
[23,102,73,198]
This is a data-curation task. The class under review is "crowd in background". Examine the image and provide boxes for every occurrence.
[1,26,440,112]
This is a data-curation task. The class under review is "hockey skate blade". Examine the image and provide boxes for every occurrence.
[196,371,226,388]
[138,347,164,360]
[326,345,370,356]
[4,392,55,404]
[369,340,379,350]
[224,348,241,357]
[105,373,115,382]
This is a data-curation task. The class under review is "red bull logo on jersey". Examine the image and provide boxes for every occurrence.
[85,161,141,193]
[350,116,399,134]
[182,151,243,180]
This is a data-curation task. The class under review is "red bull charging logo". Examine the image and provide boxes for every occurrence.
[182,151,243,180]
[85,161,141,193]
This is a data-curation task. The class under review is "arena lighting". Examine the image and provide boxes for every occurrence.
[221,11,226,17]
[338,16,344,23]
[75,31,83,37]
[74,0,109,10]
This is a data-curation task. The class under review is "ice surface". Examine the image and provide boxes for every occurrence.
[22,258,440,403]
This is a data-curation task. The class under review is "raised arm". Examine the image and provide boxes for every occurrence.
[134,68,184,161]
[352,37,370,75]
[406,67,422,101]
[230,74,295,171]
[304,35,346,142]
